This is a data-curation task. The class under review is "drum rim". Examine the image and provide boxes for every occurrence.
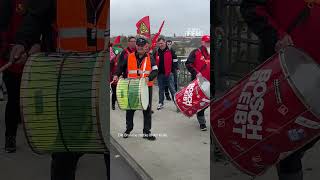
[280,46,320,118]
[139,78,149,110]
[94,52,109,151]
[20,53,45,154]
[197,75,210,99]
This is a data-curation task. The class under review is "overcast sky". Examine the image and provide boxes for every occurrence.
[110,0,210,37]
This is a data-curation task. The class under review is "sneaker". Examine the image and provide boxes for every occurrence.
[112,104,115,110]
[143,134,156,141]
[200,124,207,131]
[5,136,16,153]
[123,130,131,139]
[157,103,164,110]
[151,110,154,114]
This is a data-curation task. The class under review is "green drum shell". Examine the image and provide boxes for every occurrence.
[116,78,130,110]
[116,78,149,110]
[20,52,109,154]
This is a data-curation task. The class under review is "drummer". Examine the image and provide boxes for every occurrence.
[240,1,320,179]
[185,35,210,131]
[113,37,158,141]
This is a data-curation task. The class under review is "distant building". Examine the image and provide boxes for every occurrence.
[184,28,204,37]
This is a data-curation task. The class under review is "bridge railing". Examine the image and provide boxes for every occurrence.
[176,56,191,87]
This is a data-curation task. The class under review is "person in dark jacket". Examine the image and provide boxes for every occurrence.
[240,1,320,179]
[9,0,110,179]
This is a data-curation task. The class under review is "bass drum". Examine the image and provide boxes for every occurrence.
[116,78,149,110]
[211,46,320,176]
[20,52,109,154]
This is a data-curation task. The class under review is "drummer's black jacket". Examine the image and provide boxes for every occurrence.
[116,52,158,81]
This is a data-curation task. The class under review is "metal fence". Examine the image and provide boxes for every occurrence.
[215,0,261,91]
[176,56,191,87]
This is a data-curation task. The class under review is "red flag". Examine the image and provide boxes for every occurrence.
[136,16,151,38]
[113,36,121,45]
[151,20,165,50]
[110,47,116,60]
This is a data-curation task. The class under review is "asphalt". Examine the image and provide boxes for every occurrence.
[110,87,211,180]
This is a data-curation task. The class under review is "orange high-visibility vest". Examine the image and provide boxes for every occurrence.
[56,0,108,52]
[127,53,153,86]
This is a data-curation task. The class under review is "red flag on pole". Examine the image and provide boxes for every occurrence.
[136,16,151,38]
[113,36,121,45]
[151,20,165,50]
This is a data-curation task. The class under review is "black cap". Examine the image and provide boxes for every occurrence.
[136,37,147,46]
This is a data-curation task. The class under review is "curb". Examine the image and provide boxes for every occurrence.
[110,136,153,180]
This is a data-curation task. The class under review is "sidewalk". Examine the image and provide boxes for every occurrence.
[110,87,210,180]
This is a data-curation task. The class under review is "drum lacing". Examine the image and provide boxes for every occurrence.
[56,53,71,152]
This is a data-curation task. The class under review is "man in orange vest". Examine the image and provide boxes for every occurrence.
[9,0,110,179]
[113,37,158,141]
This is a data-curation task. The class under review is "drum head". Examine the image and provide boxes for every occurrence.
[197,75,210,98]
[140,78,149,110]
[281,47,320,117]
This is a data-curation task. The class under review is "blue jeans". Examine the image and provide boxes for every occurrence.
[158,73,176,104]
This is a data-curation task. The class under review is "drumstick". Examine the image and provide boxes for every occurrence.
[0,62,13,73]
[142,58,147,77]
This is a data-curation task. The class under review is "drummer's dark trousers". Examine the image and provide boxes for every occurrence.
[126,87,153,134]
[3,71,21,137]
[51,152,110,180]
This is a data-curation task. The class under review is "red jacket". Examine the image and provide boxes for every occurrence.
[0,0,26,74]
[241,0,320,63]
[186,46,210,81]
[155,48,173,77]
